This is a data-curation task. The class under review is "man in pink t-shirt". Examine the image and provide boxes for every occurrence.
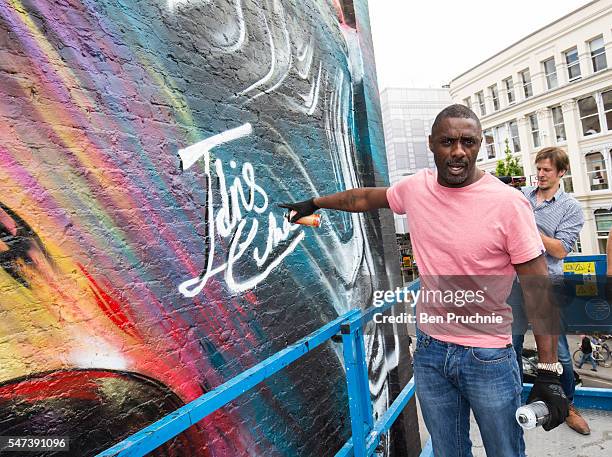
[280,104,569,456]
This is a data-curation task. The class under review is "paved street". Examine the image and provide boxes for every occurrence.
[522,332,612,389]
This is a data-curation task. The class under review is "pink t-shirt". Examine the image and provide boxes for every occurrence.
[387,169,543,348]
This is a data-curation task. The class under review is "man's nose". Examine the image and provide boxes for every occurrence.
[450,141,467,158]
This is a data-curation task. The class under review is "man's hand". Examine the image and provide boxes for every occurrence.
[527,370,569,431]
[278,198,319,223]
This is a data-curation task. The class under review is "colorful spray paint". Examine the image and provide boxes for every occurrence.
[0,0,417,455]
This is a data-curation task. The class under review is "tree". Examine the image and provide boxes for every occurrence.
[495,139,524,176]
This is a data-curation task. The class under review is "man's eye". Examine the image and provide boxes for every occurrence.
[441,139,453,146]
[461,139,475,146]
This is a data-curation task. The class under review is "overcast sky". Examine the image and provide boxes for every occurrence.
[368,0,593,91]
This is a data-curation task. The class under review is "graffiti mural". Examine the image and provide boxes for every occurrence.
[0,0,416,455]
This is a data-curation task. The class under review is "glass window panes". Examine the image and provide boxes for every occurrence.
[585,152,608,191]
[520,69,532,98]
[489,84,499,111]
[463,97,471,108]
[494,125,506,154]
[484,129,495,159]
[573,238,582,253]
[551,106,566,142]
[396,154,410,169]
[543,58,558,89]
[509,120,520,152]
[414,142,429,169]
[589,36,607,72]
[410,119,425,136]
[602,89,612,131]
[562,165,574,193]
[565,47,581,81]
[578,95,601,135]
[595,209,612,233]
[476,91,486,116]
[504,77,515,104]
[529,114,540,148]
[595,209,612,254]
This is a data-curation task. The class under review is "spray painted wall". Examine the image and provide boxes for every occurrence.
[0,0,417,455]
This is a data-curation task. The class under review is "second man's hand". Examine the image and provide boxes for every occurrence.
[278,198,319,223]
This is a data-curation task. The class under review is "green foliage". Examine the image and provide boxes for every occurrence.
[495,139,524,177]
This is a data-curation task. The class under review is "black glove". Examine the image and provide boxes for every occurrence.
[278,198,319,223]
[526,370,569,431]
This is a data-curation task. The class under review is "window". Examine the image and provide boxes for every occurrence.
[494,125,506,155]
[589,36,607,72]
[561,164,574,193]
[410,118,425,136]
[585,151,608,191]
[529,114,540,148]
[391,119,404,136]
[595,209,612,254]
[463,96,471,108]
[476,91,486,116]
[396,154,410,169]
[573,238,582,254]
[489,84,500,111]
[504,77,515,104]
[551,106,566,142]
[543,57,558,89]
[578,95,601,135]
[603,89,612,131]
[520,69,532,98]
[484,129,495,159]
[565,47,581,81]
[509,120,520,152]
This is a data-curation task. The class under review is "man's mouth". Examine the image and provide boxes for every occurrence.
[448,163,467,174]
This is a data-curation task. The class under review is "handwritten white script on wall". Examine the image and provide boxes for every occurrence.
[177,123,304,297]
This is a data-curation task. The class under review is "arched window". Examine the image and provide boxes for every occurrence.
[585,151,608,191]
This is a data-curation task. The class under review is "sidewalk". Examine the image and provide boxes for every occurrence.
[471,408,612,457]
[522,332,612,388]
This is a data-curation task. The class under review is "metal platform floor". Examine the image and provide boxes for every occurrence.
[470,408,612,456]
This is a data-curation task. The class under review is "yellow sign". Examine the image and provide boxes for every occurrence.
[563,261,596,275]
[576,284,598,296]
[402,256,412,268]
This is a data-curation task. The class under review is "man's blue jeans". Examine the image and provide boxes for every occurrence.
[577,351,597,370]
[414,330,525,457]
[508,281,575,403]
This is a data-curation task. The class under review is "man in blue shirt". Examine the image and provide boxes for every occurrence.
[509,147,588,434]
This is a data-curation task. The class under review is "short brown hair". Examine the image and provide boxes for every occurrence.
[535,147,570,172]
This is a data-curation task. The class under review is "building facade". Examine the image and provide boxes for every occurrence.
[450,0,612,254]
[381,87,452,233]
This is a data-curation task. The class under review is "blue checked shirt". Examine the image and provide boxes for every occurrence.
[520,186,584,276]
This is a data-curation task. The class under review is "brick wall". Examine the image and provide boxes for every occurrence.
[0,1,417,455]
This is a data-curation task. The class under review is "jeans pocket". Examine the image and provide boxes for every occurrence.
[471,347,511,364]
[414,334,427,355]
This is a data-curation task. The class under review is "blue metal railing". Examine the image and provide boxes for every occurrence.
[97,281,422,457]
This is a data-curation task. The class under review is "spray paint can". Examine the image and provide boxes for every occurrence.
[287,210,322,228]
[515,401,550,430]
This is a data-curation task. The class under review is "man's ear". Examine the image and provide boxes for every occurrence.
[559,169,567,178]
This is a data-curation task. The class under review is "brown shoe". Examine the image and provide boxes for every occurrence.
[566,404,590,435]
